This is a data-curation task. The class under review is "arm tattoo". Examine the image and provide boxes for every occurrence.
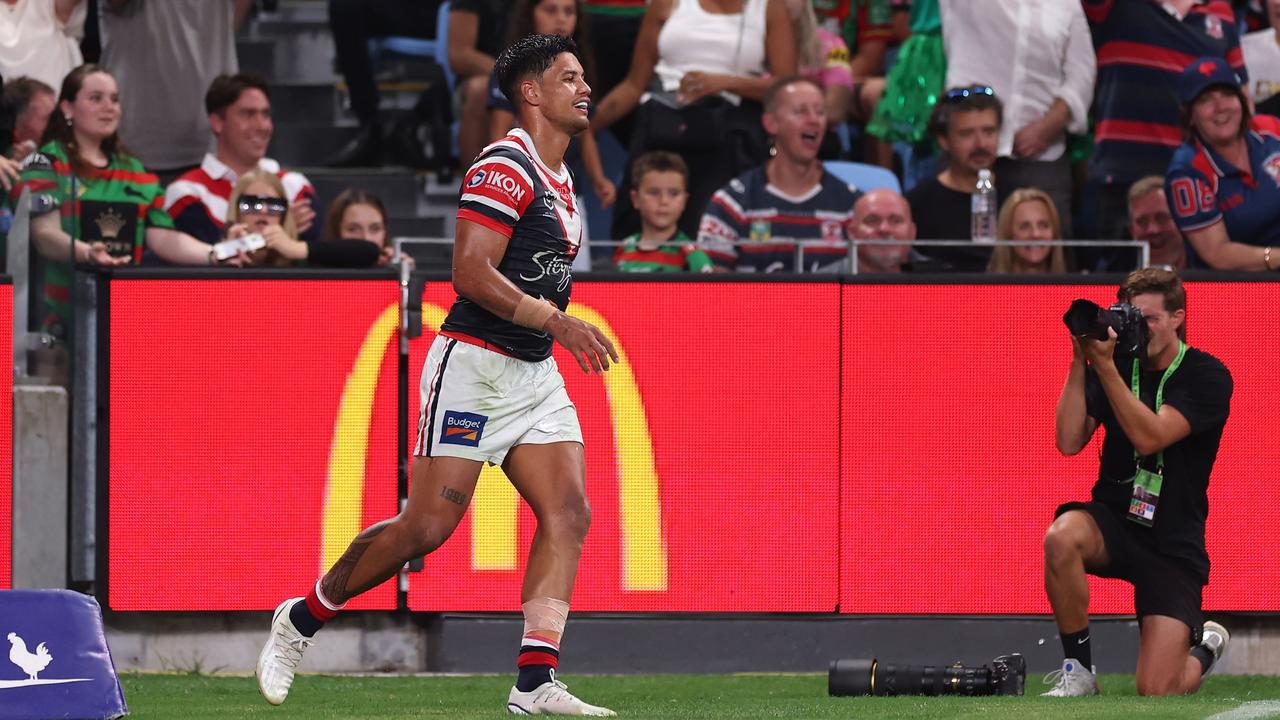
[319,519,392,605]
[440,486,468,505]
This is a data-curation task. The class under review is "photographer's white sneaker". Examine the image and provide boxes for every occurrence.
[1041,658,1099,697]
[507,669,616,716]
[1199,620,1231,676]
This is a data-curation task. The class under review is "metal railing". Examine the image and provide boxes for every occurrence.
[394,237,1153,274]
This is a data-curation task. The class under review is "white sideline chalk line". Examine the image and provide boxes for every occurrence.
[1207,700,1280,720]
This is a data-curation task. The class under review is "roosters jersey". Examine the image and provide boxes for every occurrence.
[443,128,583,362]
[1166,114,1280,260]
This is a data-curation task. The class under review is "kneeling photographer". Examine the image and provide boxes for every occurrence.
[1045,268,1232,697]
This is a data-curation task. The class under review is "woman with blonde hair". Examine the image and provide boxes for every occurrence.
[226,168,301,266]
[987,187,1068,274]
[228,170,386,267]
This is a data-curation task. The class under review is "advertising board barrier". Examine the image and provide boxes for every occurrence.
[101,274,1280,613]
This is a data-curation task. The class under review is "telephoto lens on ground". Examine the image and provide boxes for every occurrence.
[829,654,1025,697]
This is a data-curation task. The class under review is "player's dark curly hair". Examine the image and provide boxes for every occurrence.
[495,33,581,107]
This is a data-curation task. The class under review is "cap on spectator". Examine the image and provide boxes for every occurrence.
[1178,57,1242,105]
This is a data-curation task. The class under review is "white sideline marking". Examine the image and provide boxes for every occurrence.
[1207,701,1280,720]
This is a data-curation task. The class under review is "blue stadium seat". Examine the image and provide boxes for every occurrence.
[823,160,902,194]
[376,1,455,93]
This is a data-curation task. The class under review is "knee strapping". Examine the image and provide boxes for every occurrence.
[522,597,570,637]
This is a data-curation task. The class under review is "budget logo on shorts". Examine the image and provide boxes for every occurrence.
[440,410,488,447]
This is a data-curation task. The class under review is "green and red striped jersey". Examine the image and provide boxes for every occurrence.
[12,141,173,338]
[614,231,713,273]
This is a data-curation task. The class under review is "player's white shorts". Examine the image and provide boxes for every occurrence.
[413,334,582,465]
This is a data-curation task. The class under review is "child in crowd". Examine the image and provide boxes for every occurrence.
[614,151,712,273]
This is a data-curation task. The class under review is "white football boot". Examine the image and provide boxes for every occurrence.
[1041,658,1099,697]
[256,598,313,705]
[507,669,616,716]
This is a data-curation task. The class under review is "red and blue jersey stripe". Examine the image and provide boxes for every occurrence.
[1086,0,1246,184]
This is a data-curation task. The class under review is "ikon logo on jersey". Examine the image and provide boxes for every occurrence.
[440,411,488,447]
[479,168,528,203]
[467,169,487,188]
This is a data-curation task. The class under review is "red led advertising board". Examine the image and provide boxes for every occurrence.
[105,278,1280,613]
[107,279,399,610]
[840,282,1280,613]
[407,282,843,612]
[0,281,11,589]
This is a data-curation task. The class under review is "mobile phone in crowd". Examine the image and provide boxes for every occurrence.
[211,233,267,261]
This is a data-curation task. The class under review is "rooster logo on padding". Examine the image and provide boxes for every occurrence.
[7,632,53,680]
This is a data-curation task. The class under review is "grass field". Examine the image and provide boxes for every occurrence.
[118,672,1280,719]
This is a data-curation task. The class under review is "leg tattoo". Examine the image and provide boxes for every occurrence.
[320,520,392,604]
[440,486,468,505]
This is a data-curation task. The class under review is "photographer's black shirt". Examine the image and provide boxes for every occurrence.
[1084,346,1232,584]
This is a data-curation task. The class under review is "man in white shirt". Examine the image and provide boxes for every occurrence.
[1242,0,1280,112]
[938,0,1095,238]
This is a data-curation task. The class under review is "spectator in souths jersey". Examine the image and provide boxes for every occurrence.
[1165,57,1280,271]
[4,76,56,160]
[615,151,712,272]
[164,74,322,248]
[1080,0,1246,257]
[986,187,1068,274]
[12,65,234,372]
[697,76,860,272]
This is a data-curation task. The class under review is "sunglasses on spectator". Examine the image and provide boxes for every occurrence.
[238,194,288,216]
[944,85,996,102]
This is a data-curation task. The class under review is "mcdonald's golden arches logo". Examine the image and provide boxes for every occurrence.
[321,299,668,592]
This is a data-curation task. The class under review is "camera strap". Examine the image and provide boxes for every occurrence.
[1126,340,1186,527]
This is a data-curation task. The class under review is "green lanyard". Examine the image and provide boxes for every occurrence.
[1130,341,1186,471]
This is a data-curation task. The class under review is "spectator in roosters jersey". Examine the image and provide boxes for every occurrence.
[615,151,713,272]
[164,74,323,249]
[256,35,618,717]
[1080,0,1246,268]
[1165,56,1280,271]
[698,76,860,272]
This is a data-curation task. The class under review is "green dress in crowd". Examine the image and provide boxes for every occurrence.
[867,0,945,146]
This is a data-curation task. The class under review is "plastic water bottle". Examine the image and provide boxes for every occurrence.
[971,168,996,244]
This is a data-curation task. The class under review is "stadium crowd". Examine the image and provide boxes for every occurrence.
[1,0,1279,300]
